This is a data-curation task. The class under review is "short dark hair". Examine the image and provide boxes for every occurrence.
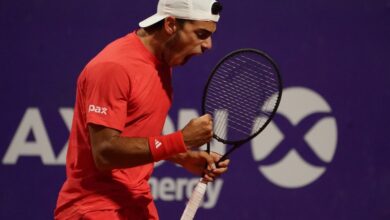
[143,18,188,32]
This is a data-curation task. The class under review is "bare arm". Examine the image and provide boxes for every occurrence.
[88,124,152,171]
[89,114,213,171]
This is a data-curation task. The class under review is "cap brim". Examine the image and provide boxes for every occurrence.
[139,14,168,28]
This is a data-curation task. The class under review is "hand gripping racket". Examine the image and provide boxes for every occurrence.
[180,48,283,220]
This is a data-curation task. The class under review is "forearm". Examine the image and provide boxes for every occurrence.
[92,135,153,171]
[90,125,188,171]
[89,114,213,171]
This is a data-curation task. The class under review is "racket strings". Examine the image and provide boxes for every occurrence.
[206,87,270,118]
[212,107,270,138]
[213,109,229,139]
[212,114,267,143]
[206,97,272,134]
[222,60,279,93]
[238,55,273,70]
[210,108,266,136]
[236,56,276,78]
[213,59,278,108]
[204,52,281,142]
[211,67,276,101]
[211,61,278,110]
[221,58,279,99]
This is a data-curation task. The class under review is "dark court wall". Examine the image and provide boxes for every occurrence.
[0,0,389,219]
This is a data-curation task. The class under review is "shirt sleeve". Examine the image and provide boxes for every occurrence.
[84,62,131,131]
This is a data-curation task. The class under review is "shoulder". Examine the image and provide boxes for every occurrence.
[91,33,152,69]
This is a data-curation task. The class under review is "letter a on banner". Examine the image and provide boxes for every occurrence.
[2,108,56,165]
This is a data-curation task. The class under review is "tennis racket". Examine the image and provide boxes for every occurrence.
[180,48,283,220]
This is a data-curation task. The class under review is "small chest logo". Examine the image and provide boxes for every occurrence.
[88,105,108,115]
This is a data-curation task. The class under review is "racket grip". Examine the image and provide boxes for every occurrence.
[180,180,207,220]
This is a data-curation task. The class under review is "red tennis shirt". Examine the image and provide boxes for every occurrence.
[55,31,173,219]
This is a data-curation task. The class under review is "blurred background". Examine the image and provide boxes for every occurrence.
[1,0,389,219]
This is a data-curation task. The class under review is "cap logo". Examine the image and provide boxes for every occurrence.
[211,2,223,15]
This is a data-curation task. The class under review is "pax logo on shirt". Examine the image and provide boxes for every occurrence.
[88,104,108,115]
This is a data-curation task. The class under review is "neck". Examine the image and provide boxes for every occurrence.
[136,28,168,63]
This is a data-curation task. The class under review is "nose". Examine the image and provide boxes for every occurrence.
[201,37,212,52]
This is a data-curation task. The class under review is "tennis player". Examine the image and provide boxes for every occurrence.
[54,0,228,219]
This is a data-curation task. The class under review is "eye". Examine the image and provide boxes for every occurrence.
[195,30,211,40]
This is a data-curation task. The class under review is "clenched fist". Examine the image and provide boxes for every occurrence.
[181,114,213,148]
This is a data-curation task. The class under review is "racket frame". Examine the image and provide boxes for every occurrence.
[181,48,283,220]
[202,48,283,147]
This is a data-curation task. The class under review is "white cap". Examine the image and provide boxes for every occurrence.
[139,0,221,28]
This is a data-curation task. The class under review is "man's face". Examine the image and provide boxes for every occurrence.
[163,20,217,66]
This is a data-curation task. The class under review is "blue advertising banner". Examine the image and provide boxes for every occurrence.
[1,0,389,219]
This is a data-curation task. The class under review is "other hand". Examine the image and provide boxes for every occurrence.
[172,151,230,183]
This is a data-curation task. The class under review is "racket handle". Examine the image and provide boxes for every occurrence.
[180,180,207,220]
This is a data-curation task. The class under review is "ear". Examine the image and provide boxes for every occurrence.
[163,16,178,35]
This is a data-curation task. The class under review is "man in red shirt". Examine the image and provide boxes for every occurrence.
[55,0,228,219]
